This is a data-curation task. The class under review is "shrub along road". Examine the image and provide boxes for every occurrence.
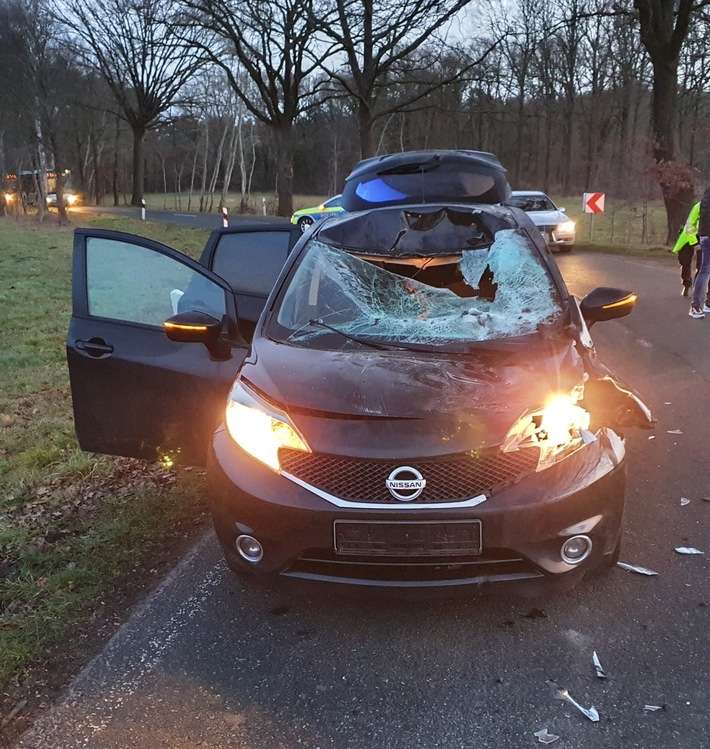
[9,249,710,748]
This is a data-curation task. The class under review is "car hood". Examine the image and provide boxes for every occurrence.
[240,336,586,454]
[525,209,569,226]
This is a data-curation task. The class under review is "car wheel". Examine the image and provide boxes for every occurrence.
[298,216,314,233]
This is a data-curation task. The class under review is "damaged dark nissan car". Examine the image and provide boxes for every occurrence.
[67,150,654,596]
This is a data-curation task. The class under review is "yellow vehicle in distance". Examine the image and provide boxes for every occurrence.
[290,194,345,232]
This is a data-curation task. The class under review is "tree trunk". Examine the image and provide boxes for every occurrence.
[130,124,146,206]
[358,103,375,160]
[273,123,294,216]
[650,54,695,242]
[34,118,48,222]
[220,122,239,209]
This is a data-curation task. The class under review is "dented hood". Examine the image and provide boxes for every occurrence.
[241,336,585,451]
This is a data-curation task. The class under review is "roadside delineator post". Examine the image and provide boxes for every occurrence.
[262,197,266,216]
[141,198,146,221]
[222,205,228,228]
[583,192,605,241]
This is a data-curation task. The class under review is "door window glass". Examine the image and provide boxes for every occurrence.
[86,237,226,326]
[211,231,291,296]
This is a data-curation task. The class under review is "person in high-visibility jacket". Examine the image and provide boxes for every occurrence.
[673,201,700,297]
[690,187,710,317]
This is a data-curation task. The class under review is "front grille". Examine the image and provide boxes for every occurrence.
[279,447,539,504]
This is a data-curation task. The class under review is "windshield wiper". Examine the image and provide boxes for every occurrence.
[308,319,391,350]
[308,319,424,352]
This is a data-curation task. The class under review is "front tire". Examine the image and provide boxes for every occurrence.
[298,216,314,233]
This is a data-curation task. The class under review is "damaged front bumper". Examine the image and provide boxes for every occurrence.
[207,427,627,597]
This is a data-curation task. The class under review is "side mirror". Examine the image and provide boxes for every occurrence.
[164,310,231,360]
[558,206,566,212]
[580,287,637,326]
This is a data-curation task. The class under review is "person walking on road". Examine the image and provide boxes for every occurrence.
[674,201,700,296]
[690,186,710,318]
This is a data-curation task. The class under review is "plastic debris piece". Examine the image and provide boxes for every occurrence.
[664,402,672,405]
[648,435,656,440]
[667,429,684,434]
[592,651,607,679]
[703,497,710,503]
[533,728,560,744]
[524,607,547,620]
[675,547,704,555]
[617,562,659,576]
[644,705,663,712]
[548,681,600,722]
[681,497,691,506]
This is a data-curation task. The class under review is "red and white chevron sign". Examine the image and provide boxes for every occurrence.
[583,192,605,214]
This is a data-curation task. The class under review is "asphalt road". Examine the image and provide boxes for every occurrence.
[15,250,710,749]
[74,204,286,230]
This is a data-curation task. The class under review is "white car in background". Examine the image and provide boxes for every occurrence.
[507,190,575,252]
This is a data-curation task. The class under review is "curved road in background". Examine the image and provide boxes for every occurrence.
[74,204,286,230]
[14,239,710,748]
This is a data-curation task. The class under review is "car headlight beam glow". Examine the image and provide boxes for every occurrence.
[225,382,309,471]
[557,220,576,234]
[502,388,594,470]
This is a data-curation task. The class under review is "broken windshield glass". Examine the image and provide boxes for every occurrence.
[273,229,562,349]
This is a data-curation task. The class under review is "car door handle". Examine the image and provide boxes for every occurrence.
[75,338,114,358]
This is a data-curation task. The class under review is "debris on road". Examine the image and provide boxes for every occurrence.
[680,497,691,506]
[548,681,600,722]
[644,705,663,712]
[648,435,656,440]
[534,728,560,744]
[617,562,658,576]
[592,651,607,679]
[523,607,547,620]
[675,547,704,555]
[667,429,684,435]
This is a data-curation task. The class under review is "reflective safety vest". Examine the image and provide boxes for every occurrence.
[673,202,700,253]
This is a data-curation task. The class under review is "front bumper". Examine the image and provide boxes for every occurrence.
[538,226,575,248]
[207,428,625,596]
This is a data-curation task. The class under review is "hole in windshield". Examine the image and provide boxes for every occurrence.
[271,230,563,351]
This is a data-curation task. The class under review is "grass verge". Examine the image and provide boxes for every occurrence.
[0,214,211,738]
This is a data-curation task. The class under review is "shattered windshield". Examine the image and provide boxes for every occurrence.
[270,229,563,350]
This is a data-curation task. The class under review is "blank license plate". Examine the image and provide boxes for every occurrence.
[334,520,482,557]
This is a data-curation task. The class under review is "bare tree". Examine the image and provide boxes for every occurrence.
[180,0,336,216]
[632,0,710,239]
[57,0,207,206]
[316,0,503,159]
[0,0,83,222]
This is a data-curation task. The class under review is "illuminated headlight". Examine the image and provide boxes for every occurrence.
[557,220,576,235]
[4,193,14,204]
[225,381,310,471]
[65,193,78,205]
[501,387,595,470]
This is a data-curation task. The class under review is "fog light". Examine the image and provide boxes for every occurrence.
[236,534,263,563]
[561,535,592,564]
